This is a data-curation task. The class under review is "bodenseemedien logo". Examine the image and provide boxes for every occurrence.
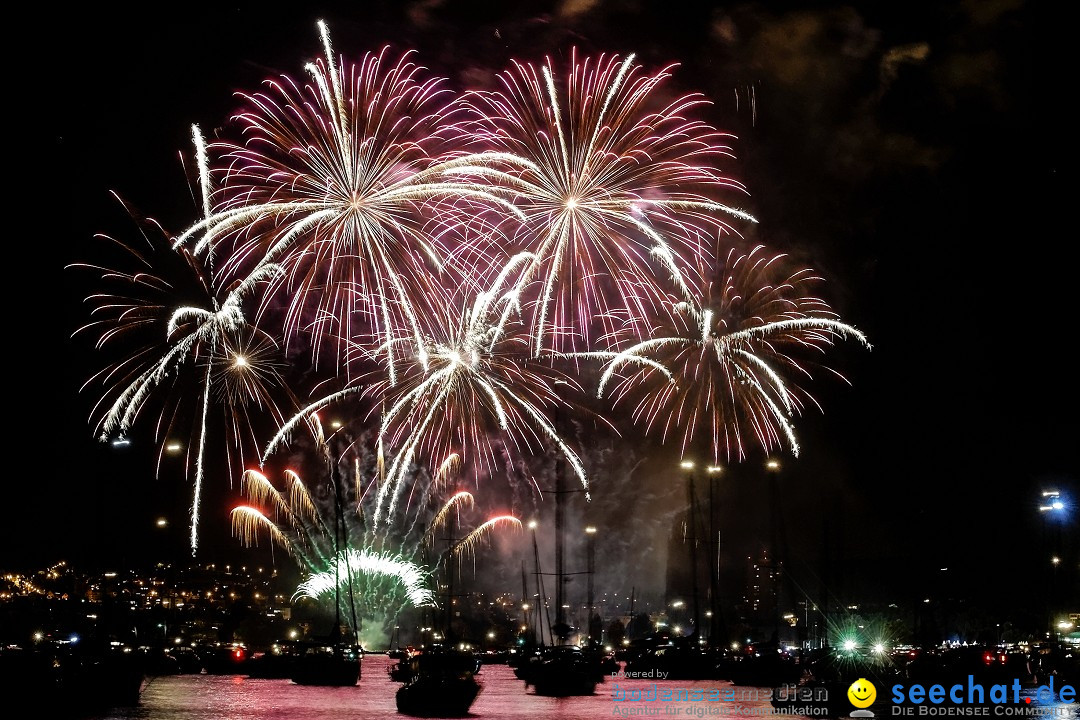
[849,678,877,718]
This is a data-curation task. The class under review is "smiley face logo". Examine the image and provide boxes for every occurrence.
[848,678,876,708]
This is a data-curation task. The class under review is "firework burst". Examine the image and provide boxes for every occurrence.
[175,23,523,380]
[293,547,434,608]
[454,49,756,355]
[232,461,519,643]
[79,26,870,574]
[361,252,588,523]
[75,214,291,552]
[583,245,869,462]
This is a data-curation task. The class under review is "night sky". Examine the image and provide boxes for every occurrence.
[9,1,1074,615]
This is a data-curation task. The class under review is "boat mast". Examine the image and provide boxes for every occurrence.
[445,507,456,644]
[708,469,722,647]
[686,467,701,641]
[554,450,566,644]
[532,525,551,646]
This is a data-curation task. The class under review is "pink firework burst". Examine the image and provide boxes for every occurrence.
[453,49,757,355]
[585,245,869,463]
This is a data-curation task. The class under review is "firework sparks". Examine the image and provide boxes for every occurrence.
[75,215,290,553]
[80,25,870,579]
[293,547,434,608]
[453,515,523,560]
[230,505,294,552]
[359,252,588,523]
[232,461,518,642]
[583,246,869,461]
[455,50,756,355]
[174,23,524,380]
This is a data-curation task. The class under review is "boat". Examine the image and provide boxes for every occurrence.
[624,638,721,680]
[389,496,482,716]
[394,647,482,717]
[290,638,362,686]
[0,640,144,715]
[525,645,597,697]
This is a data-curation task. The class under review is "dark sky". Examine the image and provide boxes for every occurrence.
[8,1,1074,615]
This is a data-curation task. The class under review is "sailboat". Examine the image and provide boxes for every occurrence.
[393,502,481,716]
[291,446,362,686]
[518,455,598,697]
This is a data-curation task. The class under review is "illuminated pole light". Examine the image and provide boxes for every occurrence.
[1039,490,1065,512]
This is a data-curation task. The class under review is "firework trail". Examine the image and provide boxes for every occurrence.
[426,489,475,543]
[581,245,869,462]
[174,23,524,380]
[454,50,756,355]
[74,214,290,553]
[453,515,522,560]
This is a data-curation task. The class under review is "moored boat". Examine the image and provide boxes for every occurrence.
[394,647,481,717]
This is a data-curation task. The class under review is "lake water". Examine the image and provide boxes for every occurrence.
[91,654,798,720]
